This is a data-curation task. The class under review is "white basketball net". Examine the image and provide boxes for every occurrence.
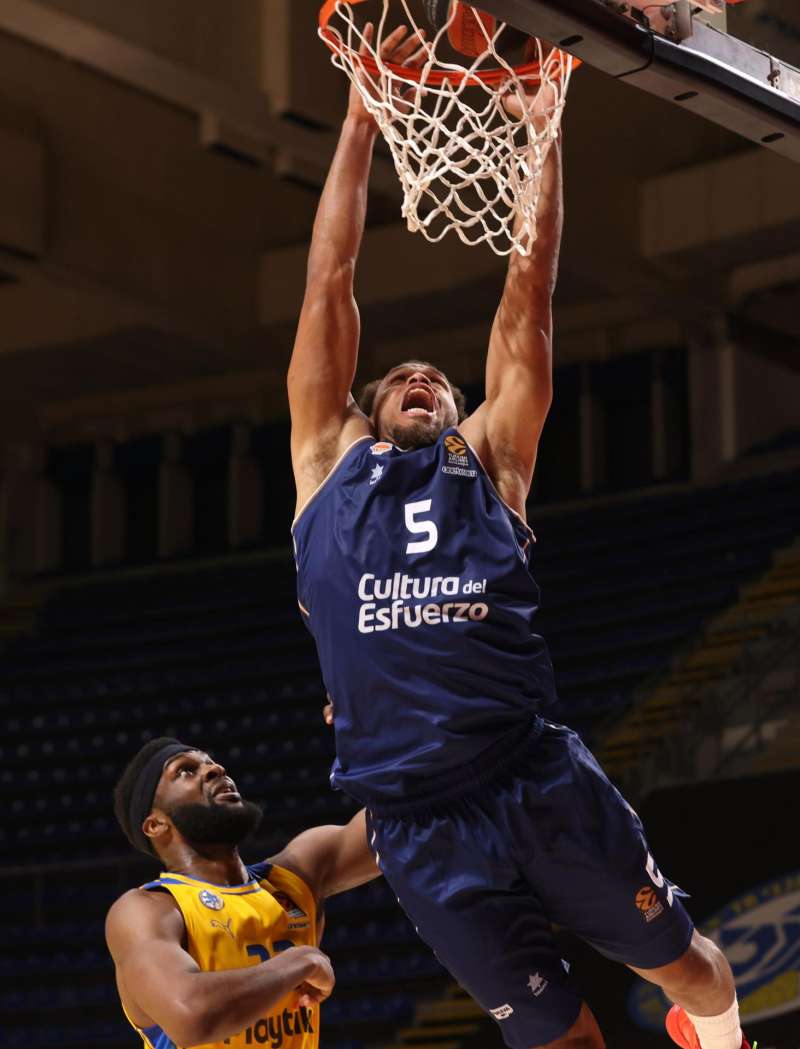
[321,0,574,256]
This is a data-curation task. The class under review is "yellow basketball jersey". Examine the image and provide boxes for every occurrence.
[124,861,319,1049]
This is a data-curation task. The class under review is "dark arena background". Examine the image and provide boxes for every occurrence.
[1,2,800,1048]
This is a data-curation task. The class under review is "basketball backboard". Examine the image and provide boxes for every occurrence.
[474,0,800,162]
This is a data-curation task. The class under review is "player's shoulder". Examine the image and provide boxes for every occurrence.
[106,885,182,945]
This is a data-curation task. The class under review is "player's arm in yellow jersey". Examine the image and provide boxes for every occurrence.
[106,888,334,1046]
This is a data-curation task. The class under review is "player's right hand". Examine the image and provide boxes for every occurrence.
[291,946,335,1007]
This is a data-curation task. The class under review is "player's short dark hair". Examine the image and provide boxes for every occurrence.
[358,361,468,421]
[113,736,189,856]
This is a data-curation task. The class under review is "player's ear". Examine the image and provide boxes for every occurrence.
[142,810,170,847]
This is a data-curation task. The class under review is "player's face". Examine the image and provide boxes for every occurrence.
[371,363,458,449]
[160,750,243,809]
[153,750,262,847]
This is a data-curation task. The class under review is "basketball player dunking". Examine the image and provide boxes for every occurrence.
[288,22,749,1049]
[106,738,379,1049]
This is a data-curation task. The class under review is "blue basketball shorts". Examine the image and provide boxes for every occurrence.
[366,720,693,1049]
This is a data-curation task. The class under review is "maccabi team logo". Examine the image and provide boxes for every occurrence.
[630,870,800,1030]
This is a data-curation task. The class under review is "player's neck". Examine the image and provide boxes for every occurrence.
[164,844,250,887]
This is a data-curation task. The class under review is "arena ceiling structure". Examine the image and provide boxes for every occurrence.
[0,0,798,444]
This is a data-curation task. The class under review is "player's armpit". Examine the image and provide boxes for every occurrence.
[271,810,380,903]
[460,357,552,519]
[290,396,371,516]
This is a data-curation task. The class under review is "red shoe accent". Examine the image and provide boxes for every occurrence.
[665,1005,751,1049]
[666,1006,701,1049]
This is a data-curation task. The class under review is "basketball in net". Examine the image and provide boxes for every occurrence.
[319,0,577,256]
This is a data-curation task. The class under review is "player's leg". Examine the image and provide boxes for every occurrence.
[509,722,748,1047]
[631,933,745,1049]
[365,805,603,1049]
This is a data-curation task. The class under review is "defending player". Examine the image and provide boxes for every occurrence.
[287,21,750,1049]
[106,737,379,1049]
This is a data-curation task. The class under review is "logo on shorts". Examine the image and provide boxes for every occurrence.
[629,868,800,1030]
[490,1004,514,1020]
[636,886,665,923]
[527,973,548,997]
[370,442,392,455]
[199,889,224,911]
[442,434,477,479]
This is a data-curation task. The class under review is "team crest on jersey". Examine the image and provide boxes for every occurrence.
[198,889,224,911]
[370,442,393,455]
[442,433,477,479]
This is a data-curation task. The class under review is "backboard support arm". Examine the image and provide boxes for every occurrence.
[477,0,800,163]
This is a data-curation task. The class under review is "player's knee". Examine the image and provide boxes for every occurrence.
[659,930,728,998]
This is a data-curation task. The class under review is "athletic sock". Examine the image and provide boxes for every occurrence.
[685,999,743,1049]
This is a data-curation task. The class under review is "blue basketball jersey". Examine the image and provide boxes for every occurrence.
[292,428,556,804]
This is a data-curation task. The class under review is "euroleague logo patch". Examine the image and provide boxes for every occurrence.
[444,435,467,456]
[635,886,664,923]
[370,441,392,455]
[629,869,800,1030]
[442,434,477,479]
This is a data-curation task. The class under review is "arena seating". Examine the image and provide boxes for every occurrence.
[1,465,798,1049]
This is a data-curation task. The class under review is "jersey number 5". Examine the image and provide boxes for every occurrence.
[405,500,438,555]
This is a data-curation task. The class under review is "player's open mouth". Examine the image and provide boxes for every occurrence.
[401,386,436,416]
[212,780,240,801]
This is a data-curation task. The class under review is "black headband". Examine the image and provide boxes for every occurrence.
[128,740,193,854]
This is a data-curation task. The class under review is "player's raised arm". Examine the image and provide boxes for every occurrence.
[269,809,380,904]
[288,25,428,511]
[460,85,563,519]
[106,888,334,1045]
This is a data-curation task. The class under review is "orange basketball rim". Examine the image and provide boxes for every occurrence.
[318,0,578,87]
